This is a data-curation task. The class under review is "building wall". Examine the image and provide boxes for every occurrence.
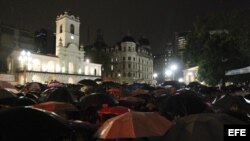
[103,40,153,84]
[5,12,102,84]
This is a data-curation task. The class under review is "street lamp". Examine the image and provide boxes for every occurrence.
[165,70,172,77]
[18,50,32,84]
[153,73,158,79]
[153,73,158,85]
[170,64,178,80]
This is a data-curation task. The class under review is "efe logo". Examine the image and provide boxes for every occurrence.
[228,129,246,136]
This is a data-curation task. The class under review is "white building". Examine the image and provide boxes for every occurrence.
[7,12,101,84]
[103,36,153,84]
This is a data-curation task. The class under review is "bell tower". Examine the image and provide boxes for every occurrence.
[55,11,80,56]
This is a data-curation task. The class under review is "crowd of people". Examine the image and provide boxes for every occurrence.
[0,80,249,140]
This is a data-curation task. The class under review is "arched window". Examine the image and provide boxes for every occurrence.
[60,25,63,33]
[70,24,74,34]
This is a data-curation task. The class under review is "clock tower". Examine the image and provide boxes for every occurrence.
[55,12,84,74]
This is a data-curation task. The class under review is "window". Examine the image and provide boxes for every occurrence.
[133,57,135,61]
[123,72,126,77]
[123,63,125,69]
[128,64,131,68]
[70,24,74,34]
[111,58,113,62]
[128,57,131,60]
[115,58,118,62]
[123,57,126,61]
[128,47,131,51]
[60,25,63,33]
[128,72,131,77]
[111,65,113,71]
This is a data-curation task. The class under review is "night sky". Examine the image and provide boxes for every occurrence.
[0,0,249,54]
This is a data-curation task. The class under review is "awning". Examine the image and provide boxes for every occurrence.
[225,66,250,75]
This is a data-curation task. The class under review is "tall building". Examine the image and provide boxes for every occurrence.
[153,42,175,83]
[6,12,101,84]
[175,31,190,60]
[102,35,153,84]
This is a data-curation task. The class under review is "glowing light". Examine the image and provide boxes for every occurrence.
[178,78,184,82]
[153,73,158,78]
[165,70,172,77]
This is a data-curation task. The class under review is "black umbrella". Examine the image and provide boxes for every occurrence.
[0,107,73,140]
[79,93,119,112]
[162,113,246,141]
[213,95,250,114]
[78,79,97,87]
[21,82,47,95]
[0,88,16,100]
[40,87,77,104]
[11,96,37,106]
[160,90,211,120]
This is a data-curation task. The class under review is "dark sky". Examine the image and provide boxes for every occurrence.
[0,0,249,54]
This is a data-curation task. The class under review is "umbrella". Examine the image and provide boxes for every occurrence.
[160,91,210,120]
[40,87,77,104]
[0,81,18,93]
[107,87,123,100]
[11,96,37,106]
[48,80,61,87]
[95,111,171,139]
[131,89,148,96]
[213,95,250,114]
[162,113,246,141]
[120,96,145,103]
[78,79,97,87]
[79,93,119,112]
[21,82,47,94]
[0,88,17,100]
[98,106,130,117]
[0,107,73,140]
[33,101,79,113]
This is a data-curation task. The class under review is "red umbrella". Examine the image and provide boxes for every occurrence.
[33,101,78,113]
[98,106,130,115]
[95,111,171,139]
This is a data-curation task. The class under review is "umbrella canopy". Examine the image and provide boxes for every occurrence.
[162,113,246,141]
[0,107,73,140]
[79,93,119,112]
[213,95,250,114]
[11,96,37,106]
[33,101,79,113]
[21,82,47,94]
[107,87,123,100]
[98,106,130,116]
[0,88,17,100]
[160,91,209,120]
[95,111,171,139]
[0,81,18,93]
[40,87,77,104]
[78,79,98,87]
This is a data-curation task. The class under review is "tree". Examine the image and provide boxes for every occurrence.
[184,10,250,86]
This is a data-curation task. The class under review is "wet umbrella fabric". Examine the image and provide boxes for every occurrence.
[40,87,77,104]
[162,113,246,141]
[160,92,209,120]
[95,111,171,139]
[0,107,73,140]
[213,95,250,114]
[0,88,17,100]
[79,93,119,112]
[33,101,78,113]
[0,81,18,93]
[21,82,47,94]
[78,79,98,87]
